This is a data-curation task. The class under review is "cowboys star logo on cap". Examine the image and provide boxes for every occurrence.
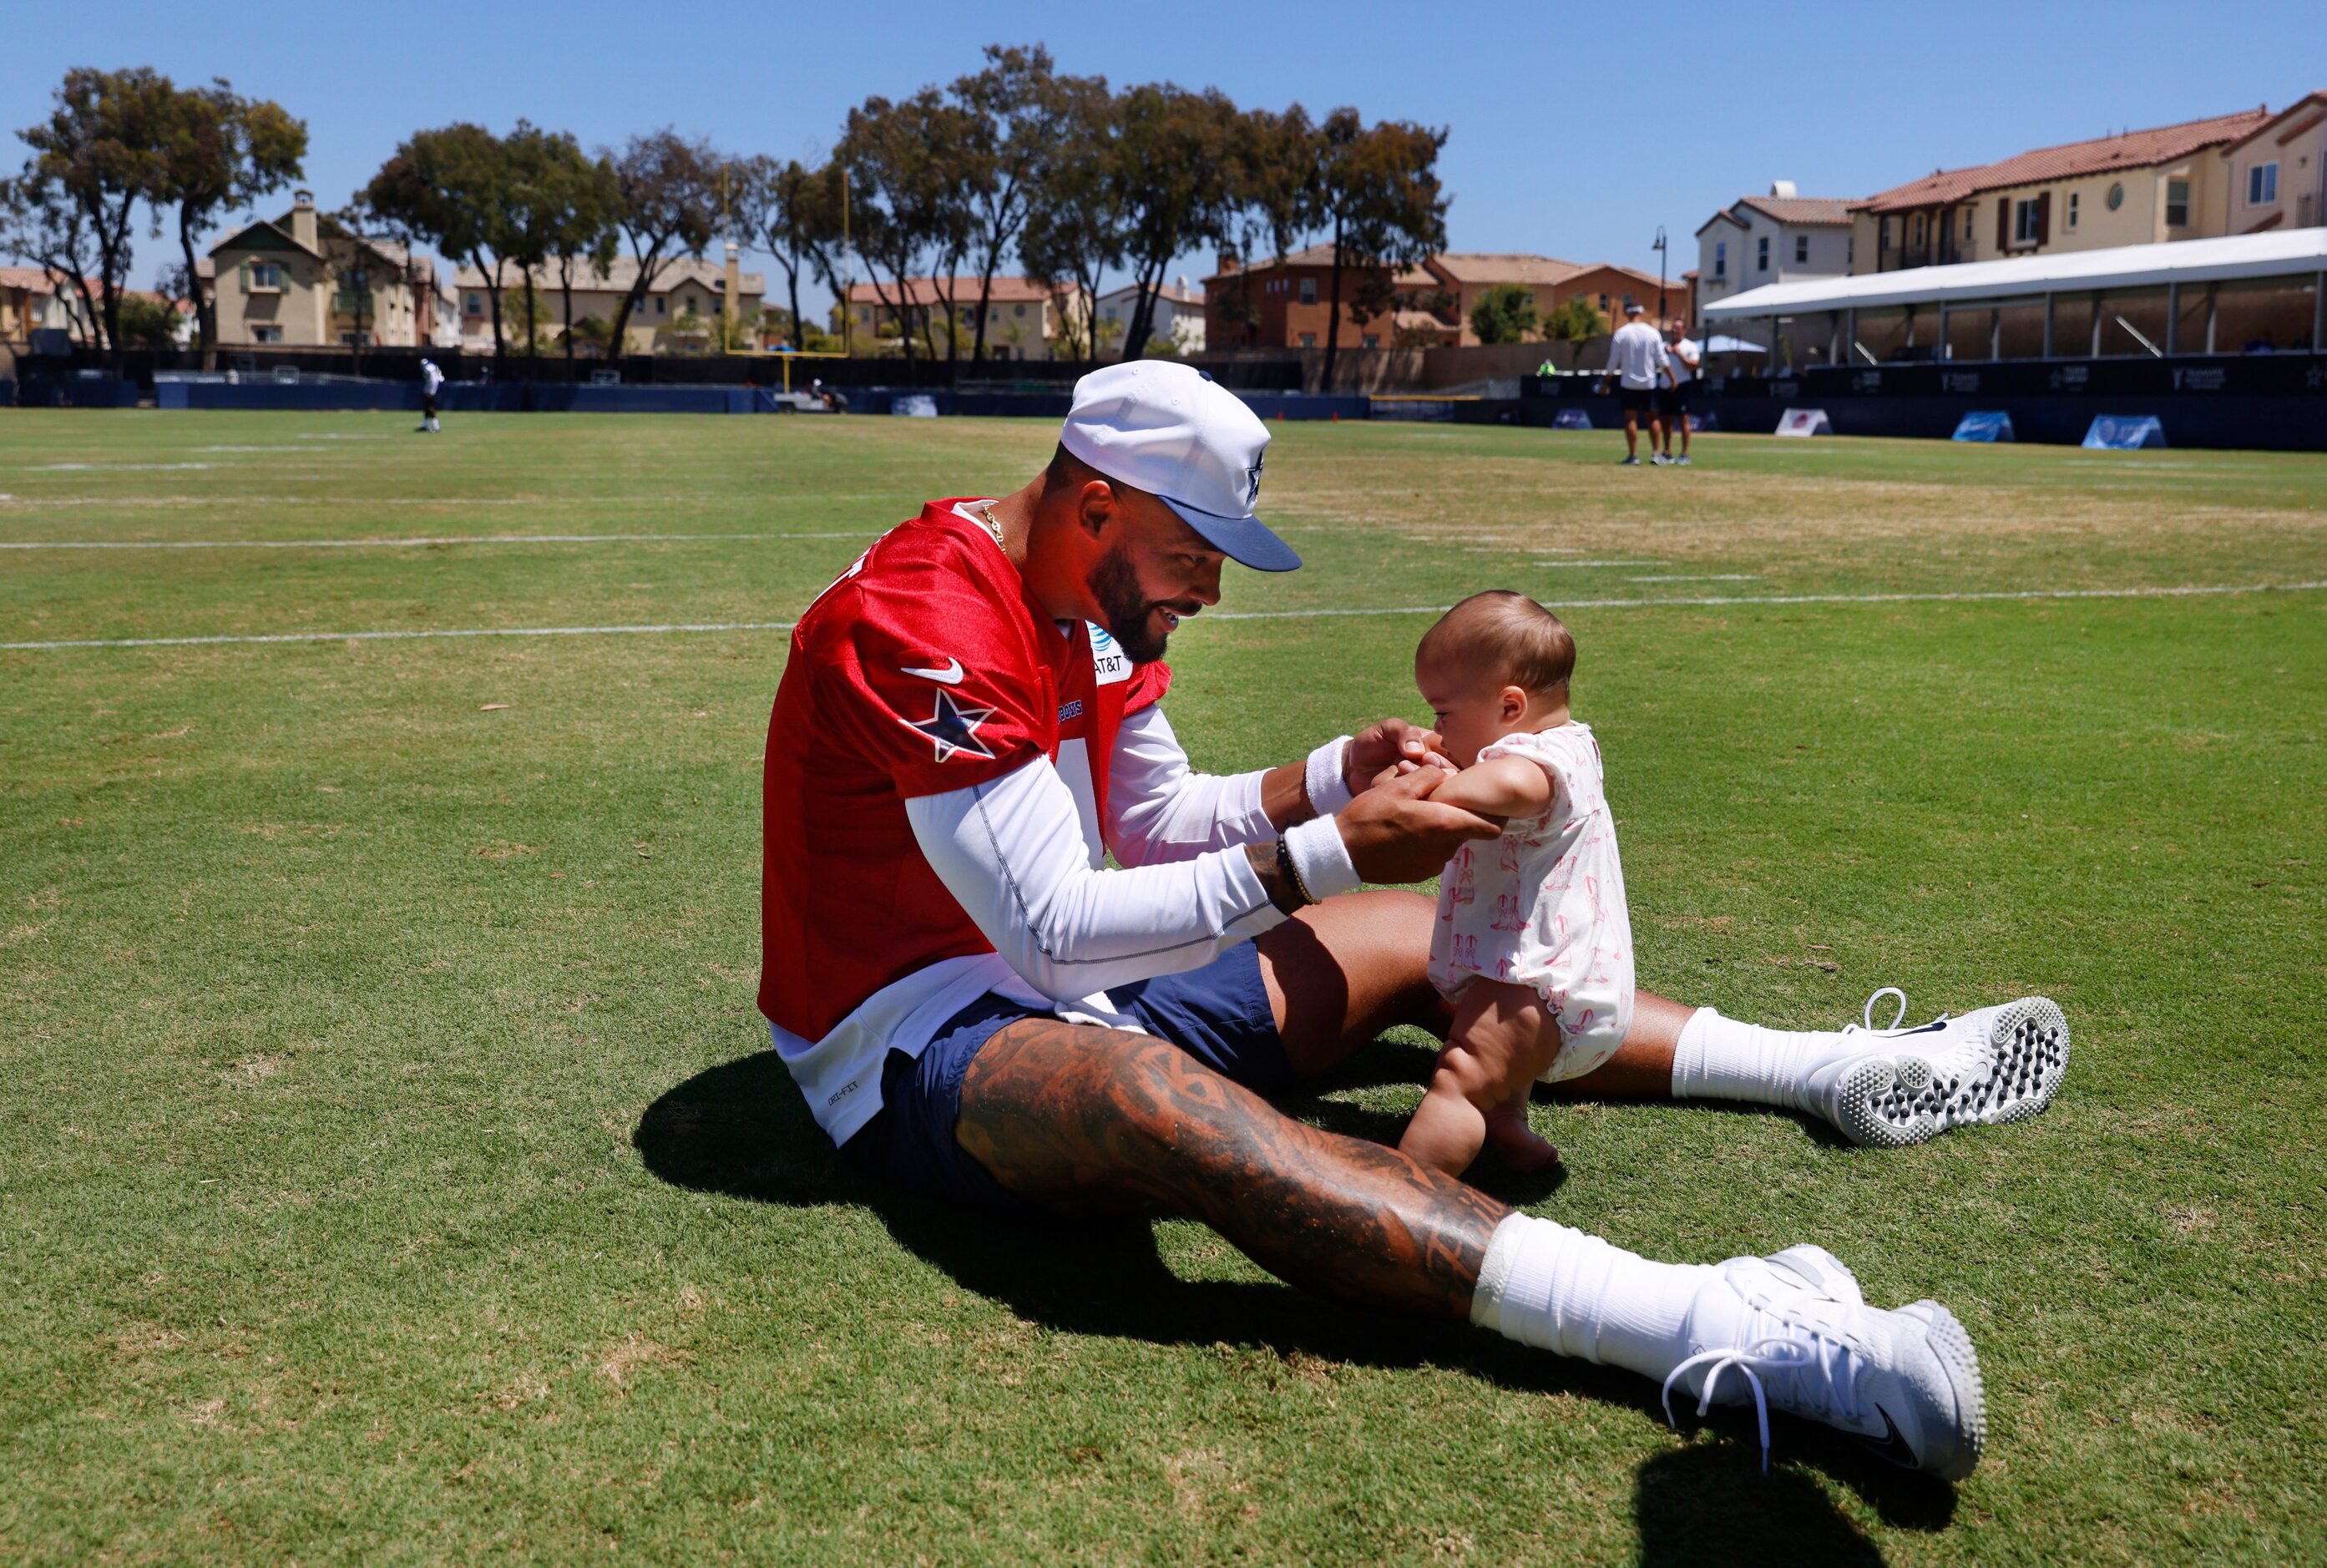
[906,688,997,763]
[1245,453,1264,508]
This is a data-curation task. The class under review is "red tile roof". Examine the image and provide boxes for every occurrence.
[2218,89,2327,153]
[1857,109,2271,212]
[1428,252,1585,286]
[1735,195,1856,227]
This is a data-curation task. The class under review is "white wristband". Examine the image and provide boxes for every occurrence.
[1284,813,1362,901]
[1304,736,1355,817]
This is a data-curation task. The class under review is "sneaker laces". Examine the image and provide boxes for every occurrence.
[1843,985,1950,1035]
[1661,1328,1869,1474]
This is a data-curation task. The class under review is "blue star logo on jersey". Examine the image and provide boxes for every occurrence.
[908,687,997,763]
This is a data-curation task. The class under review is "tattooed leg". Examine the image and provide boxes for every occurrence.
[955,1016,1509,1319]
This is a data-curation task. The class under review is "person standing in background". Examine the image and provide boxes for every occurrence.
[417,358,443,434]
[1599,305,1670,467]
[1657,324,1701,467]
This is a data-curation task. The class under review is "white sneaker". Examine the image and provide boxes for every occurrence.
[1667,1244,1986,1479]
[1800,989,2069,1148]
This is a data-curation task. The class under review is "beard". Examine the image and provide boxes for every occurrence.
[1088,542,1176,665]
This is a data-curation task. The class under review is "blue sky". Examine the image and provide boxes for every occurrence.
[7,1,2322,306]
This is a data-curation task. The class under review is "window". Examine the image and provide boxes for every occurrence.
[1597,293,1609,311]
[249,261,284,291]
[1911,215,1925,247]
[1964,208,1975,242]
[1713,240,1727,278]
[1014,303,1026,317]
[1298,331,1316,347]
[1104,305,1117,320]
[1758,235,1770,271]
[2249,162,2278,205]
[2106,182,2124,211]
[2066,191,2080,230]
[1298,276,1317,305]
[2166,179,2190,226]
[250,325,282,344]
[339,331,371,346]
[463,291,483,317]
[1794,234,1809,264]
[655,297,666,316]
[1362,334,1379,348]
[2015,199,2041,244]
[1621,293,1634,310]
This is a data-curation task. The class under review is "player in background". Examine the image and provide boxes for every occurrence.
[1657,323,1702,466]
[1600,304,1671,467]
[417,357,443,433]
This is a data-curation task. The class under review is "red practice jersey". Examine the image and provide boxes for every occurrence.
[759,500,1168,1044]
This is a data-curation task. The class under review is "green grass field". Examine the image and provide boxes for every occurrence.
[3,410,2323,1565]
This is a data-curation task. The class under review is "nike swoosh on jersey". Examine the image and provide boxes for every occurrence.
[900,659,965,685]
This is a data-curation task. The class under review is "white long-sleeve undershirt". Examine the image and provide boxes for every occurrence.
[906,754,1289,1004]
[1105,705,1277,866]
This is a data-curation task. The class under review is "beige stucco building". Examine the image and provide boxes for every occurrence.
[207,190,438,347]
[450,255,765,354]
[1849,109,2276,276]
[2219,91,2327,235]
[842,276,1086,360]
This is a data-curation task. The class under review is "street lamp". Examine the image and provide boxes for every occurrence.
[1653,225,1668,325]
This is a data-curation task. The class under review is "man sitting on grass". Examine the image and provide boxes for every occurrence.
[759,362,2068,1479]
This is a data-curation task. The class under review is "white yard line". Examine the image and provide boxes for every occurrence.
[0,531,870,551]
[7,579,2323,653]
[1627,574,1762,582]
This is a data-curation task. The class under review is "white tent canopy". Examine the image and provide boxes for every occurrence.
[1702,229,2327,321]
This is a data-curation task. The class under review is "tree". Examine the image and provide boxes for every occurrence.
[1306,109,1448,390]
[1018,73,1121,364]
[1106,83,1245,361]
[116,291,179,346]
[602,130,721,360]
[154,79,305,367]
[360,123,513,369]
[729,156,845,367]
[1470,282,1539,345]
[1540,295,1605,367]
[838,90,973,364]
[952,45,1067,366]
[0,164,106,347]
[500,122,613,373]
[1209,105,1318,351]
[18,67,177,368]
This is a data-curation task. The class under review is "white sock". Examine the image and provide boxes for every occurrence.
[1670,1006,1848,1110]
[1470,1214,1712,1383]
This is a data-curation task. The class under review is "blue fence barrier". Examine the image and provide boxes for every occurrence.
[1552,407,1594,430]
[1952,411,2016,443]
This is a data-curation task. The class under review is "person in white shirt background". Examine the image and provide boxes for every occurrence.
[1657,324,1702,466]
[417,358,443,434]
[1598,303,1672,467]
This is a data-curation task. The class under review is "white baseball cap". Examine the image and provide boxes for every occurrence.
[1059,362,1298,573]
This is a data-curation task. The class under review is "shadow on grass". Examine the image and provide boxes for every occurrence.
[637,1048,1960,1539]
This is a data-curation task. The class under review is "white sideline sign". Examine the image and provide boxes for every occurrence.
[1775,407,1834,437]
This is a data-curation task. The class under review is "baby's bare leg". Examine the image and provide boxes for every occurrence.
[1400,979,1563,1178]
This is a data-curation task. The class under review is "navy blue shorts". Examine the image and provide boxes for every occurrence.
[836,943,1290,1211]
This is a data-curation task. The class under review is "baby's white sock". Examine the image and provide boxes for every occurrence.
[1470,1214,1711,1383]
[1669,1006,1850,1110]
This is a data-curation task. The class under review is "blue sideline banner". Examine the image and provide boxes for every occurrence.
[2082,414,2167,449]
[1952,411,2016,442]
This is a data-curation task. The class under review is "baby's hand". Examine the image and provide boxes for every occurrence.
[1372,751,1459,790]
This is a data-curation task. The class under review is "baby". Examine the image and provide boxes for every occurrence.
[1398,590,1635,1177]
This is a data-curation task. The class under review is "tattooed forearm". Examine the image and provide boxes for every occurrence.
[956,1018,1510,1319]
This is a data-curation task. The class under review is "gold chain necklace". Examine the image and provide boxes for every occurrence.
[975,503,1007,550]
